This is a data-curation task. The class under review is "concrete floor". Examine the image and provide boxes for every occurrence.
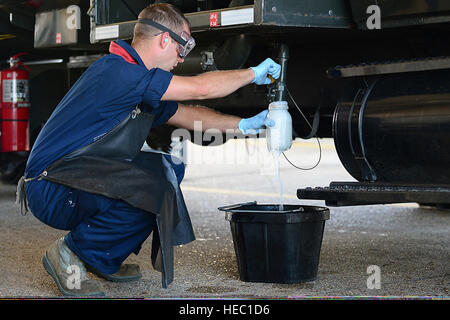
[0,138,448,298]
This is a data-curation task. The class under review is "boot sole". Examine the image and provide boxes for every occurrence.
[42,253,105,297]
[92,271,142,283]
[86,264,142,283]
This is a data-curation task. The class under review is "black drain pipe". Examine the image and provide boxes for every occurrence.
[274,44,289,102]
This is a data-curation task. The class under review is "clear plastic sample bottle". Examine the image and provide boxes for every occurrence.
[266,101,292,153]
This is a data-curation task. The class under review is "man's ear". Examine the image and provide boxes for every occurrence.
[161,32,170,48]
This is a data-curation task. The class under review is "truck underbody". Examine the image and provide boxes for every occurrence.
[1,0,449,206]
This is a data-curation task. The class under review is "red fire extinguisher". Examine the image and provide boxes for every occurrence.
[0,52,30,152]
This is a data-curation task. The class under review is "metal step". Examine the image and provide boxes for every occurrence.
[297,182,450,207]
[327,56,450,78]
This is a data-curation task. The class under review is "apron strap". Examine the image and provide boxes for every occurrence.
[15,173,45,216]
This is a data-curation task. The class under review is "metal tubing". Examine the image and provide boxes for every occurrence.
[275,44,289,101]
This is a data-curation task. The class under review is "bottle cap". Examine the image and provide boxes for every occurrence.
[268,101,288,110]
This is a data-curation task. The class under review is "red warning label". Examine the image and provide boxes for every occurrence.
[210,12,219,27]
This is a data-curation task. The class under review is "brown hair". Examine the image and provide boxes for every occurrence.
[132,3,190,44]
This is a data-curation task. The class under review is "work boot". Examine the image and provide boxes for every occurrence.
[42,237,105,297]
[86,263,142,282]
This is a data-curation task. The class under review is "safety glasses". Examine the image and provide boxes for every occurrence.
[138,18,195,58]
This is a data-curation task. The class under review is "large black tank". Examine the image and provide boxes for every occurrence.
[333,69,450,185]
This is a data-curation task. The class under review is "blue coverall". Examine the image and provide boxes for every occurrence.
[25,40,184,275]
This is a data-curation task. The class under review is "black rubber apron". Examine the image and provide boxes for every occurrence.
[35,105,194,288]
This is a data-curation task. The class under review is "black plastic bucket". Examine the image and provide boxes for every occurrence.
[218,201,330,283]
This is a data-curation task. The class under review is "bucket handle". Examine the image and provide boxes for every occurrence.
[217,201,257,212]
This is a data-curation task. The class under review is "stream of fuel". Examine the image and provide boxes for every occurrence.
[272,150,284,211]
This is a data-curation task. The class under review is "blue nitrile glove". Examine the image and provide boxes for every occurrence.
[250,58,281,85]
[238,110,275,134]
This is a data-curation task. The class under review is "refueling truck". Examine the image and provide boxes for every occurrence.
[1,0,449,207]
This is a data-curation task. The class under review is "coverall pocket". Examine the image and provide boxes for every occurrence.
[26,179,81,230]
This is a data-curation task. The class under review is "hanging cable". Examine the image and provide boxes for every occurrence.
[283,87,322,170]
